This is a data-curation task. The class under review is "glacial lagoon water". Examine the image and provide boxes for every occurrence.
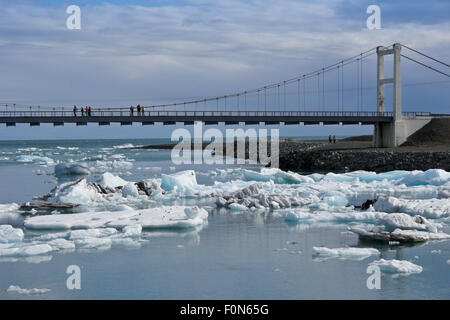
[0,138,449,299]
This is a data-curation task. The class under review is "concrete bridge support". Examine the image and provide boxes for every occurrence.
[373,43,429,147]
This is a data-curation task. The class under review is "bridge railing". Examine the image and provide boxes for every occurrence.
[0,109,402,117]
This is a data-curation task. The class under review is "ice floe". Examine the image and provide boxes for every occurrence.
[369,259,423,276]
[24,206,208,230]
[0,225,24,243]
[14,155,54,165]
[99,172,128,189]
[0,243,53,257]
[7,285,51,295]
[374,197,450,219]
[312,246,379,261]
[54,163,91,177]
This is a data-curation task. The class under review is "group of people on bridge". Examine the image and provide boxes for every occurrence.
[129,104,145,116]
[73,105,92,117]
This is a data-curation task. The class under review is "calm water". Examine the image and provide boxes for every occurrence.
[0,139,449,299]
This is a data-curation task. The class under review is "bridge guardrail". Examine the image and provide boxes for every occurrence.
[0,110,404,118]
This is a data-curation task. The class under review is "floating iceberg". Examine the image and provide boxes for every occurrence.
[122,183,139,198]
[0,243,53,257]
[161,170,198,192]
[24,206,208,230]
[7,285,51,295]
[369,259,423,275]
[243,168,314,184]
[374,197,450,218]
[0,225,24,243]
[380,213,438,232]
[14,155,54,165]
[312,246,379,261]
[399,169,450,186]
[99,172,128,189]
[54,163,91,177]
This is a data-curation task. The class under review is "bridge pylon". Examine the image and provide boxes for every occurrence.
[373,43,430,148]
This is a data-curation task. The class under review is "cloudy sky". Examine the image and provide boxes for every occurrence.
[0,0,449,140]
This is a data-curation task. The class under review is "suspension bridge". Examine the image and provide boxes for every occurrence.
[1,43,449,147]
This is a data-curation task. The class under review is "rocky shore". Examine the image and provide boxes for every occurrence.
[278,145,450,173]
[131,138,450,173]
[131,119,450,173]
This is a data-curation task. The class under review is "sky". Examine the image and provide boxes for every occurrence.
[0,0,449,140]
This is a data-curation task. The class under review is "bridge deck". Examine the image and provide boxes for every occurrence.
[0,110,417,126]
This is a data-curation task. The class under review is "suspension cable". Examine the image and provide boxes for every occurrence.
[401,54,450,77]
[402,45,450,68]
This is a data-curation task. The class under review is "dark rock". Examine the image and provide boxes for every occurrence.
[20,202,80,212]
[361,199,377,210]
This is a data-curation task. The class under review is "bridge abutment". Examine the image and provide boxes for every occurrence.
[374,118,432,148]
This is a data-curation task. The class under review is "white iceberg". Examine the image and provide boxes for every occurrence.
[381,213,438,232]
[312,246,379,261]
[7,285,51,295]
[98,172,128,189]
[0,225,24,243]
[369,259,423,275]
[0,243,53,257]
[48,239,76,251]
[24,206,208,230]
[374,197,450,218]
[161,170,197,192]
[68,228,118,240]
[122,183,139,198]
[14,155,54,165]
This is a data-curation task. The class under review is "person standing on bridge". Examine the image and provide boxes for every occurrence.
[141,106,145,115]
[81,107,84,117]
[73,105,77,117]
[130,105,134,116]
[88,106,92,117]
[137,104,141,115]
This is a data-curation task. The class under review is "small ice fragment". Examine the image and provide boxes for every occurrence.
[0,225,24,243]
[369,259,423,275]
[122,225,142,237]
[69,228,118,240]
[122,183,139,197]
[48,239,76,251]
[98,172,128,189]
[313,246,379,261]
[74,237,112,249]
[7,285,51,295]
[160,170,197,191]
